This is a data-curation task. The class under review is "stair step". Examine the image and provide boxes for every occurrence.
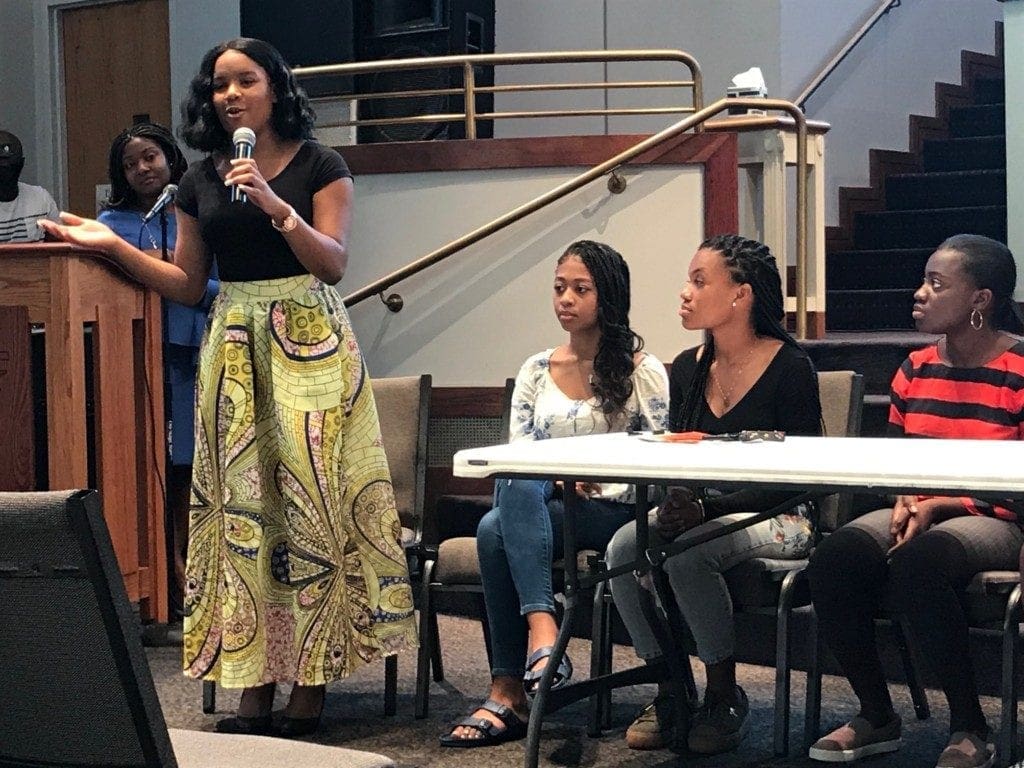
[826,248,930,290]
[802,332,932,395]
[922,135,1005,172]
[853,205,1006,249]
[973,77,1005,105]
[884,169,1005,210]
[948,103,1005,138]
[826,289,916,331]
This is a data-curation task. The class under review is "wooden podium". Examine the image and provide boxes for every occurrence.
[0,243,168,622]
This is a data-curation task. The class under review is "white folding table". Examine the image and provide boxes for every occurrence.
[454,433,1024,767]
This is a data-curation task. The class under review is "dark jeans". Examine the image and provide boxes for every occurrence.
[476,479,632,678]
[808,508,1024,735]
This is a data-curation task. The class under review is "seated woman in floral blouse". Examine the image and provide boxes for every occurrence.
[440,240,669,748]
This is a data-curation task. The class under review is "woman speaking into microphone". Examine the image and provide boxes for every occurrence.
[39,37,417,738]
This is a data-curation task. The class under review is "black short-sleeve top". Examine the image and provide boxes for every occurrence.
[175,140,351,282]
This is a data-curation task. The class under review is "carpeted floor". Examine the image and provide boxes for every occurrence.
[149,614,1014,768]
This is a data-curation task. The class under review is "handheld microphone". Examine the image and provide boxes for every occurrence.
[230,127,256,203]
[141,183,178,224]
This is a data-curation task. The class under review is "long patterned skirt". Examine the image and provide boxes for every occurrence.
[182,276,417,687]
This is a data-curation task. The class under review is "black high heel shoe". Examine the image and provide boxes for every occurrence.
[215,683,275,735]
[277,712,322,738]
[214,714,273,735]
[277,685,325,739]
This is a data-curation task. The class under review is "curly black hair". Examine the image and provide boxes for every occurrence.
[104,122,187,210]
[179,37,316,153]
[939,234,1024,334]
[558,240,644,423]
[675,234,820,431]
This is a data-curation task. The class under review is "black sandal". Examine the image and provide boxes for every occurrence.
[522,646,573,697]
[439,699,528,748]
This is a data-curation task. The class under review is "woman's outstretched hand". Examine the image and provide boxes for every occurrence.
[38,212,119,253]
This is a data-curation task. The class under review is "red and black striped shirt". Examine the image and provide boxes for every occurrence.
[888,341,1024,521]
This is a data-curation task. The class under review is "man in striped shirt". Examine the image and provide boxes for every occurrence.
[0,130,59,244]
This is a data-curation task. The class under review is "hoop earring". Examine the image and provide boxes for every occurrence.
[970,309,984,331]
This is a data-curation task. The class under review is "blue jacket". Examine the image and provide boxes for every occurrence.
[98,208,219,347]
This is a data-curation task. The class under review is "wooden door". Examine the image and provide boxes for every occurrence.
[62,0,171,217]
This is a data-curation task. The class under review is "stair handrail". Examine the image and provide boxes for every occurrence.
[793,0,900,109]
[294,49,703,139]
[341,97,812,339]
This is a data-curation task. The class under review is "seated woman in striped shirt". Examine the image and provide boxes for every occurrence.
[807,234,1024,768]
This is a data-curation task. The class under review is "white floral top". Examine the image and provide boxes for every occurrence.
[508,349,670,502]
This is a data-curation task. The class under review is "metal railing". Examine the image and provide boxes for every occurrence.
[294,49,703,140]
[336,96,812,339]
[292,50,812,337]
[793,0,900,108]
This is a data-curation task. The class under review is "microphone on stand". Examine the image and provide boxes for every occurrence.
[141,183,178,224]
[230,127,256,203]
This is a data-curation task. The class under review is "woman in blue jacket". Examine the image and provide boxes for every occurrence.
[98,122,219,610]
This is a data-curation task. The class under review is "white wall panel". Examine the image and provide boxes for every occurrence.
[345,165,705,384]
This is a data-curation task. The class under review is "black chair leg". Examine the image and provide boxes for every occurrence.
[384,655,398,716]
[1000,585,1022,765]
[202,680,216,714]
[804,606,822,751]
[429,609,444,682]
[414,561,435,719]
[894,616,930,721]
[588,580,610,736]
[773,571,799,757]
[600,592,614,730]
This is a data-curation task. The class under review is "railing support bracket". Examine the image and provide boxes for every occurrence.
[380,292,404,313]
[607,170,627,194]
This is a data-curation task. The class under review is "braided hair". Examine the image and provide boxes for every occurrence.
[940,234,1024,334]
[104,123,187,211]
[558,240,644,424]
[675,234,820,431]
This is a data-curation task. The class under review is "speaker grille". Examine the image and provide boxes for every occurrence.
[428,416,504,467]
[362,47,453,142]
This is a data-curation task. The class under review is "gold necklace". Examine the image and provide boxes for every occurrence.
[712,346,756,410]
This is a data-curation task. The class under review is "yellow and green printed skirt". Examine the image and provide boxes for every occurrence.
[182,275,417,687]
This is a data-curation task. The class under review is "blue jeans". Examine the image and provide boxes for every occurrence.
[477,478,632,678]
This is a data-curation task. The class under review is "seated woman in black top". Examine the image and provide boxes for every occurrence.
[605,234,822,755]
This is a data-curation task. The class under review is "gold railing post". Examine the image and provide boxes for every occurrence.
[463,61,477,139]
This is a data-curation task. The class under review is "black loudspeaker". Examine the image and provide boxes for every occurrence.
[0,490,177,767]
[355,0,495,143]
[240,0,356,97]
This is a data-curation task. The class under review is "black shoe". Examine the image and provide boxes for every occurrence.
[439,699,528,748]
[278,685,325,739]
[687,685,749,755]
[214,714,273,735]
[277,713,322,739]
[522,646,573,698]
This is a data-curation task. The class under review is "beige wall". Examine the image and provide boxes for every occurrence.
[345,165,705,384]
